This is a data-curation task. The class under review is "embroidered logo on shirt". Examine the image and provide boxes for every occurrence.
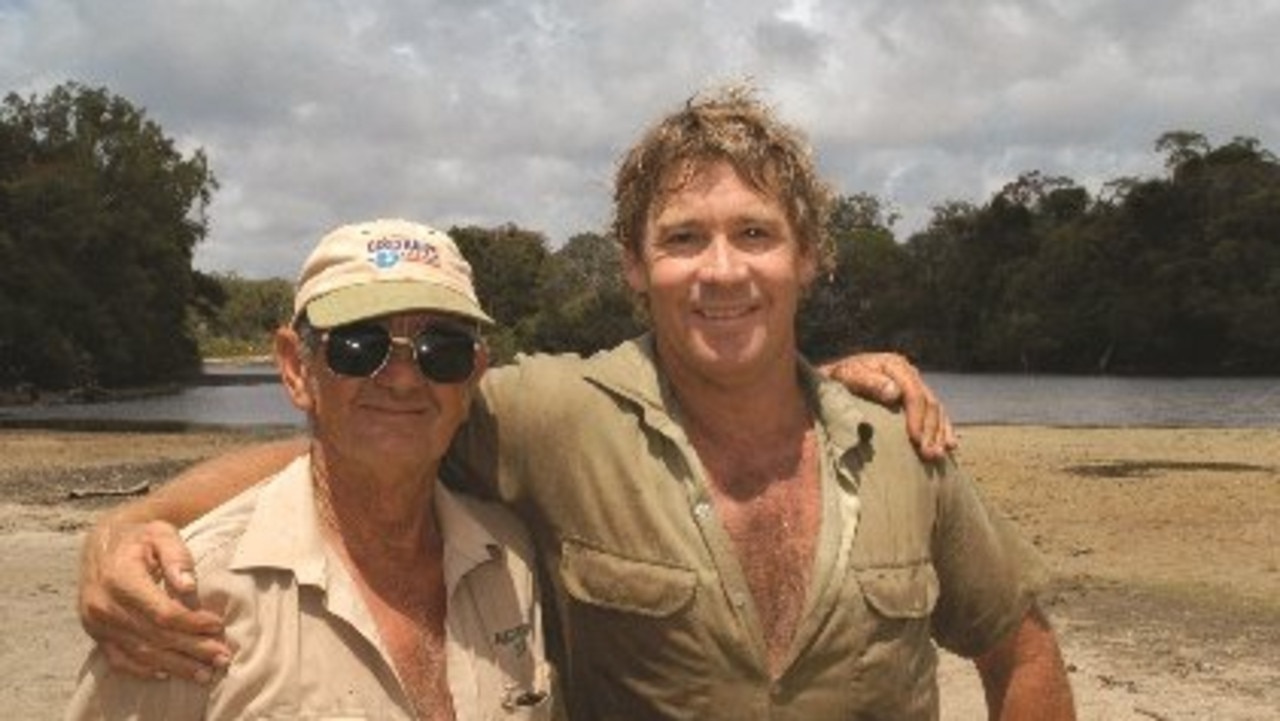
[493,623,533,656]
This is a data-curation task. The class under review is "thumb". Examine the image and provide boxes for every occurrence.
[147,522,198,597]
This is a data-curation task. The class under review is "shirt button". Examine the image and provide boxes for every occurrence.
[731,591,748,609]
[693,501,712,520]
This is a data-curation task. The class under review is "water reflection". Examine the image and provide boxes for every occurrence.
[2,370,1278,429]
[926,373,1280,427]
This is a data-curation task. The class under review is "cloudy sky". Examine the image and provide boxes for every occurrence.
[4,0,1278,279]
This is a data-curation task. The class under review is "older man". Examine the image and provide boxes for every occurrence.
[68,220,554,720]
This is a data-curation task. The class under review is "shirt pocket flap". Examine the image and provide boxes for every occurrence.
[855,562,939,619]
[560,539,697,617]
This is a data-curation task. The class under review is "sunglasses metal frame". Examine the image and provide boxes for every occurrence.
[318,323,480,384]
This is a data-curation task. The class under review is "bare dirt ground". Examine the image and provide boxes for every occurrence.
[1,425,1277,720]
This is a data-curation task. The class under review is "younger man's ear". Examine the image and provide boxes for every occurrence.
[622,246,649,294]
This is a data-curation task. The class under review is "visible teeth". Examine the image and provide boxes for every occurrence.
[700,307,749,320]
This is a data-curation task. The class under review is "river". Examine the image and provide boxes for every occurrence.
[1,364,1277,429]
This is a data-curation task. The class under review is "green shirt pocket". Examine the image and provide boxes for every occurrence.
[855,561,939,619]
[559,539,697,617]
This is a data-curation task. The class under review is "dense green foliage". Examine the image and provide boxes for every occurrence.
[193,274,293,359]
[526,231,644,358]
[869,133,1280,374]
[3,82,1275,391]
[0,82,217,391]
[450,225,643,364]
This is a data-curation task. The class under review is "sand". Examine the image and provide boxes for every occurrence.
[1,425,1277,720]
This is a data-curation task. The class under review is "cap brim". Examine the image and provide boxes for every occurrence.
[304,282,494,328]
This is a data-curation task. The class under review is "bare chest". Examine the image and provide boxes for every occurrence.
[693,429,822,673]
[355,568,454,721]
[378,614,453,721]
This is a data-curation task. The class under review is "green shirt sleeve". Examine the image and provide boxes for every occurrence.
[928,457,1046,658]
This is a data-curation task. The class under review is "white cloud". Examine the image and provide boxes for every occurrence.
[3,0,1278,277]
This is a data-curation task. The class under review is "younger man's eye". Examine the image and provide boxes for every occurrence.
[740,226,774,247]
[661,231,701,249]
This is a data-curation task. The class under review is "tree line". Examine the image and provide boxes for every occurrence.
[3,82,1277,394]
[1,82,217,393]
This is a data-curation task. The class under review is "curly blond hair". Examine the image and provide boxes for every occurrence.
[611,85,835,273]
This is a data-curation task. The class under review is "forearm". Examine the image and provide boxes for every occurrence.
[975,606,1076,721]
[97,436,308,529]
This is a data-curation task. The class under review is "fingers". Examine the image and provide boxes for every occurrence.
[881,359,952,460]
[87,595,230,683]
[152,527,199,597]
[823,352,959,461]
[890,361,934,452]
[101,640,171,680]
[99,635,207,684]
[820,354,901,405]
[100,631,229,684]
[940,406,959,452]
[78,520,231,683]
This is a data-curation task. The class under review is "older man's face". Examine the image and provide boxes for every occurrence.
[284,311,484,474]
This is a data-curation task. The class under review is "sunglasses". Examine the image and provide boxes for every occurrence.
[319,323,479,384]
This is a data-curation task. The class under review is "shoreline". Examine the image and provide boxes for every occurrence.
[3,425,1278,719]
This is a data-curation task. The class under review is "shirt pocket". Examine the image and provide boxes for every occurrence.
[559,538,697,617]
[846,561,941,715]
[855,561,939,620]
[556,538,708,714]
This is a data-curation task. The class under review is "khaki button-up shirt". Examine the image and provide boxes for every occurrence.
[67,455,555,720]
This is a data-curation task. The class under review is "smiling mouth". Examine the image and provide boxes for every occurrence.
[363,404,429,416]
[696,304,756,321]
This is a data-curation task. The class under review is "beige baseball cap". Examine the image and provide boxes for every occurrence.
[293,219,493,329]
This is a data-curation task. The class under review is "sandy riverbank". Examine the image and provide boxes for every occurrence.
[1,425,1277,719]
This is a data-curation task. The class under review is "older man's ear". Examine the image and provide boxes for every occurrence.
[275,326,315,413]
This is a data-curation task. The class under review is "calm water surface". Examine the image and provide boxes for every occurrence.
[925,373,1280,427]
[2,364,1278,429]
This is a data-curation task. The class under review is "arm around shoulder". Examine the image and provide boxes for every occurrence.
[77,436,307,684]
[112,436,309,528]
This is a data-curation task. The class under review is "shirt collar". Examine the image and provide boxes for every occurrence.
[434,480,506,594]
[229,454,328,585]
[580,332,873,456]
[229,453,503,595]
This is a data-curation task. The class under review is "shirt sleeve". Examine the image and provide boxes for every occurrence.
[928,457,1047,658]
[440,366,508,501]
[442,353,579,505]
[65,651,207,721]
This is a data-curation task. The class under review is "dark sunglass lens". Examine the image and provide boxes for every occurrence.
[415,330,476,383]
[325,325,390,377]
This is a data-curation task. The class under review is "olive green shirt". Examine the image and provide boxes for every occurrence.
[448,335,1041,720]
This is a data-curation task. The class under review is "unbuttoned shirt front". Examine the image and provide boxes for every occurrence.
[67,455,555,721]
[447,336,1043,720]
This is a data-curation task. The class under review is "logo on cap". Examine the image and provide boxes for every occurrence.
[367,237,441,270]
